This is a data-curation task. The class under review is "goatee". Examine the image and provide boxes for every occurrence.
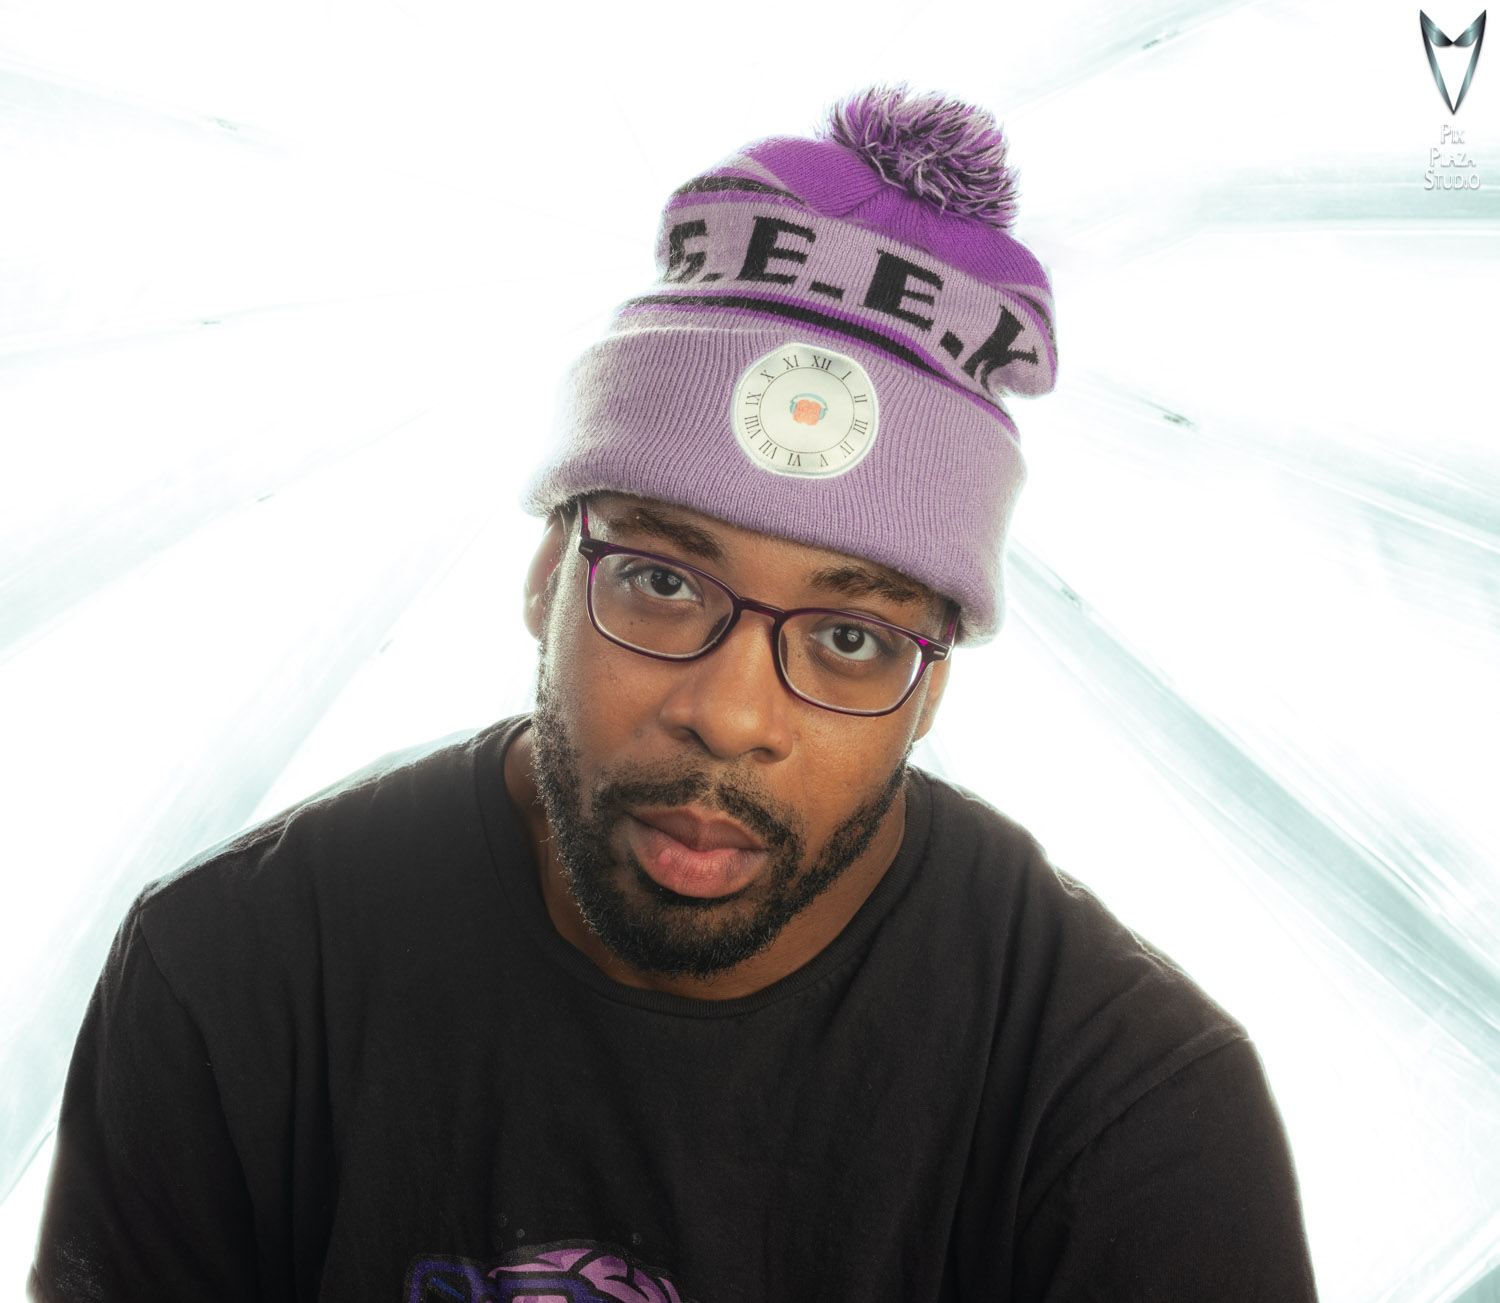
[528,676,908,980]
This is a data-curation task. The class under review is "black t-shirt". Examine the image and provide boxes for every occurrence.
[32,717,1318,1301]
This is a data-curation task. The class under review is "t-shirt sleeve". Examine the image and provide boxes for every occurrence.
[29,903,260,1303]
[1013,1037,1319,1302]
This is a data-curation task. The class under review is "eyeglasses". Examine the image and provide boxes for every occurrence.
[575,499,954,717]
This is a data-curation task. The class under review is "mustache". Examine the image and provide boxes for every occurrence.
[592,769,801,857]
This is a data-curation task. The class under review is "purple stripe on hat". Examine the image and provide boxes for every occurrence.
[744,137,1049,289]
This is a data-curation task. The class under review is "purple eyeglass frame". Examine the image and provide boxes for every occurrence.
[575,498,955,718]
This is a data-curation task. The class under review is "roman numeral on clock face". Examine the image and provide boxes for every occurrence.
[731,342,878,479]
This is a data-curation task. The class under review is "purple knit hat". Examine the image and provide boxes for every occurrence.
[523,85,1057,643]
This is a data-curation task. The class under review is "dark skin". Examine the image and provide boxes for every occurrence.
[505,493,951,1000]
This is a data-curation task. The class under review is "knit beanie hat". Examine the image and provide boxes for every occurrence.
[523,85,1057,644]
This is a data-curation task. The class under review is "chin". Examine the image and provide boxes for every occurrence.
[529,668,911,981]
[565,837,802,980]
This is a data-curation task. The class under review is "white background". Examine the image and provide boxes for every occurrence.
[2,1,1498,1298]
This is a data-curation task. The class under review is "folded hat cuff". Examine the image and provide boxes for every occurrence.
[523,319,1026,645]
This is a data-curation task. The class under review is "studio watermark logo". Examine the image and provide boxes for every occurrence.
[1421,11,1485,189]
[1420,11,1485,112]
[1426,122,1479,187]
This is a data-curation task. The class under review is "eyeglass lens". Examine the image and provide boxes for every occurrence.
[588,551,927,714]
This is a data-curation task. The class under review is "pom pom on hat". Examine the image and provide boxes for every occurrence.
[825,83,1019,229]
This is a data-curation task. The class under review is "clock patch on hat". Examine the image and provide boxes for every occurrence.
[731,343,879,478]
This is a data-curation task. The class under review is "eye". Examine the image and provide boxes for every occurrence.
[812,620,890,662]
[620,561,700,602]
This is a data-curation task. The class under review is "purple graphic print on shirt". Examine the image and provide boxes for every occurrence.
[405,1240,699,1303]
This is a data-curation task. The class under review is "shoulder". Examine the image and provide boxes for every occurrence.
[1012,1035,1316,1297]
[141,721,511,902]
[132,718,523,997]
[913,765,1234,991]
[910,768,1236,1031]
[906,767,1250,1177]
[902,775,1315,1290]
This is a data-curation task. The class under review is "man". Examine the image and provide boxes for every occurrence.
[32,87,1319,1300]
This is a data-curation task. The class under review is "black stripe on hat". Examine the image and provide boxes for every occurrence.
[622,291,1005,413]
[1016,293,1055,348]
[670,176,805,202]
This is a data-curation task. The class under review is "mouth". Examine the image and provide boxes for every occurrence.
[624,806,767,899]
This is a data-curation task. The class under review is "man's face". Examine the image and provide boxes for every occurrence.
[522,494,949,986]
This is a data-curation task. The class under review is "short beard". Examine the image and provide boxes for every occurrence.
[528,659,909,981]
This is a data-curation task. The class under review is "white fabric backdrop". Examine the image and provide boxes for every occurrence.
[2,1,1498,1298]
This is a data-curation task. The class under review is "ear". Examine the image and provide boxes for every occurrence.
[911,656,950,743]
[522,514,569,640]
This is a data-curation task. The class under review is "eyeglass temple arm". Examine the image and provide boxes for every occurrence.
[923,604,960,659]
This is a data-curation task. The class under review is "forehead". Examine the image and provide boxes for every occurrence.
[587,493,938,611]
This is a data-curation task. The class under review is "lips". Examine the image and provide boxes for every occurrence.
[630,807,763,853]
[624,806,766,898]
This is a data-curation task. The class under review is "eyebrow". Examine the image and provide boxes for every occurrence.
[600,506,726,563]
[806,564,927,609]
[600,502,940,625]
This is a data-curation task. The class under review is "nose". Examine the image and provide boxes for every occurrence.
[655,610,795,763]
